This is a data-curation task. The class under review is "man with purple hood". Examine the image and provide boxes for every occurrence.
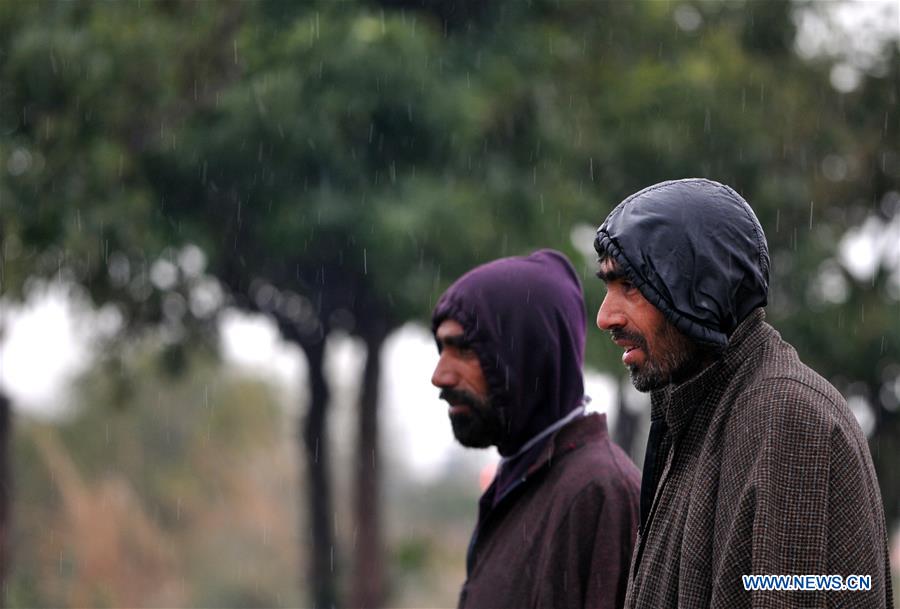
[431,249,641,609]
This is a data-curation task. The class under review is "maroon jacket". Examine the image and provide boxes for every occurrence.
[432,250,640,608]
[459,413,641,609]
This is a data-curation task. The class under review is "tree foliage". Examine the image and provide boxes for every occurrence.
[2,0,898,605]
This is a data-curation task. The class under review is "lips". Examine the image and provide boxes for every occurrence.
[622,346,643,365]
[440,389,479,417]
[611,332,646,366]
[448,404,472,416]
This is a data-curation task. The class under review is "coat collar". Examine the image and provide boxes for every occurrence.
[650,308,772,439]
[488,412,608,508]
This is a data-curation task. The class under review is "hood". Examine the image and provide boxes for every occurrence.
[431,249,586,457]
[594,178,769,349]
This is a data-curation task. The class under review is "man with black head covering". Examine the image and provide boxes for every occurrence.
[593,178,892,608]
[431,249,641,609]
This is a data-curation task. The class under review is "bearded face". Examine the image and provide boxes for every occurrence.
[432,318,505,448]
[611,321,710,391]
[441,387,504,448]
[596,258,712,392]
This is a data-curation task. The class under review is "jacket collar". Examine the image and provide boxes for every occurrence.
[651,308,771,439]
[524,412,608,477]
[489,412,608,508]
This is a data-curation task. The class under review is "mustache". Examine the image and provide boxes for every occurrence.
[610,329,648,351]
[439,388,483,409]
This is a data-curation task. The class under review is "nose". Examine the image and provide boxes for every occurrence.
[431,354,457,389]
[596,292,626,331]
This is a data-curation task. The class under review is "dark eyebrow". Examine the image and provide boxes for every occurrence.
[595,266,626,283]
[437,334,470,350]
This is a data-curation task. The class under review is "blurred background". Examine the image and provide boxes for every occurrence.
[1,0,898,607]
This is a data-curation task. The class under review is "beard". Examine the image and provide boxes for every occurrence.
[440,388,504,448]
[613,321,711,392]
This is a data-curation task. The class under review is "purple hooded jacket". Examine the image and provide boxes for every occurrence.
[432,249,587,457]
[433,250,641,609]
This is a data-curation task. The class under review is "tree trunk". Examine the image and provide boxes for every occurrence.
[300,339,338,609]
[351,329,387,609]
[0,391,10,607]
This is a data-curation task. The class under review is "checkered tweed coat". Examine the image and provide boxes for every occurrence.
[624,309,893,609]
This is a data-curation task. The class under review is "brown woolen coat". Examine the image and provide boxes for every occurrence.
[625,310,893,609]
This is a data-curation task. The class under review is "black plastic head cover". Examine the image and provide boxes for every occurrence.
[594,178,770,349]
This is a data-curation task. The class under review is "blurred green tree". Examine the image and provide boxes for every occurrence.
[2,0,898,606]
